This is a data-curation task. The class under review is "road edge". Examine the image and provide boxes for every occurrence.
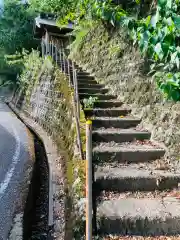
[7,102,54,238]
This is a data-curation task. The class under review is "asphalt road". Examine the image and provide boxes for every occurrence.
[0,101,34,239]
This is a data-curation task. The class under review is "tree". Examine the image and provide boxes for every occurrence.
[0,0,38,87]
[0,0,38,54]
[29,0,77,15]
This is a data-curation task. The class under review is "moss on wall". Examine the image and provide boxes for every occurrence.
[13,51,86,238]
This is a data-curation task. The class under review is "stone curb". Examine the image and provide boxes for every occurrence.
[7,102,54,237]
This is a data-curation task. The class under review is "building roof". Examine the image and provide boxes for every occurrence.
[34,14,74,39]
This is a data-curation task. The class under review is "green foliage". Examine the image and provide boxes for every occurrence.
[69,20,94,52]
[30,0,126,26]
[0,0,37,54]
[0,79,13,89]
[154,71,180,101]
[83,96,98,108]
[29,0,77,15]
[17,50,44,104]
[29,0,180,101]
[75,0,180,101]
[109,43,122,57]
[0,0,38,87]
[127,0,180,100]
[80,0,126,26]
[5,50,28,73]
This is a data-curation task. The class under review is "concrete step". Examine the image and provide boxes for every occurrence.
[95,162,180,192]
[97,197,180,235]
[92,117,141,128]
[56,62,79,68]
[93,100,123,109]
[79,93,117,100]
[78,79,98,85]
[98,235,180,239]
[76,72,90,76]
[84,108,131,117]
[78,88,109,94]
[56,59,76,64]
[78,83,105,89]
[92,128,151,143]
[77,75,94,80]
[58,67,82,72]
[93,142,165,164]
[64,69,88,73]
[97,188,180,201]
[69,70,90,75]
[57,66,82,72]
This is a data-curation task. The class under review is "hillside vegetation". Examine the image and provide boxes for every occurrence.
[0,0,38,88]
[1,0,180,100]
[29,0,180,101]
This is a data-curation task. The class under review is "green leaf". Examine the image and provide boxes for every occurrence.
[173,15,180,30]
[171,51,177,62]
[150,10,159,28]
[154,43,164,60]
[158,0,167,8]
[167,72,173,78]
[161,43,170,56]
[176,56,180,69]
[150,35,159,44]
[145,15,151,27]
[167,0,172,9]
[171,90,180,101]
[166,17,174,27]
[166,79,179,87]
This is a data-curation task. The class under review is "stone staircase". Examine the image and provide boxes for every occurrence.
[56,56,180,237]
[75,65,180,238]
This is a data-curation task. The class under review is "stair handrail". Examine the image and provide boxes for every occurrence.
[60,47,93,239]
[48,43,93,238]
[51,45,84,160]
[86,120,93,240]
[60,47,93,238]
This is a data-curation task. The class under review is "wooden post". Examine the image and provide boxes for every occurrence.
[59,48,62,70]
[45,31,48,55]
[55,46,58,65]
[62,50,65,73]
[67,58,71,87]
[72,62,75,88]
[74,69,80,120]
[72,64,84,160]
[52,43,54,59]
[63,49,66,74]
[49,42,51,56]
[46,31,50,55]
[72,91,84,160]
[41,41,45,57]
[61,42,65,72]
[86,120,92,240]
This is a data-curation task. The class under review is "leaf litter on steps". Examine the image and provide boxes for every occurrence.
[97,189,180,201]
[103,236,180,240]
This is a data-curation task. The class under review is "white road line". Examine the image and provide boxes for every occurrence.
[0,123,21,199]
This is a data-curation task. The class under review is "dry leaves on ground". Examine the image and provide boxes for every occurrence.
[104,237,180,240]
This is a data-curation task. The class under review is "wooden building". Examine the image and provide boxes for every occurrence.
[33,13,74,56]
